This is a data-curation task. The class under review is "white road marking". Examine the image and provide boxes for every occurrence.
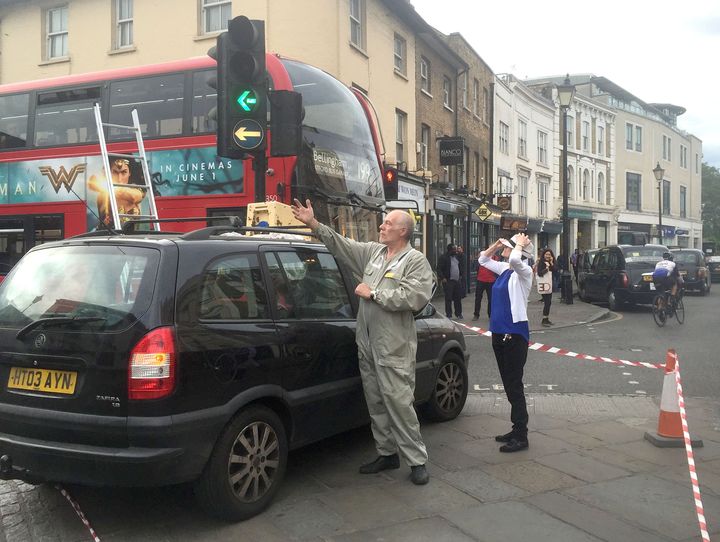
[628,380,639,384]
[622,372,632,376]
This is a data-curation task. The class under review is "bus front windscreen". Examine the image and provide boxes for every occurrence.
[281,59,384,202]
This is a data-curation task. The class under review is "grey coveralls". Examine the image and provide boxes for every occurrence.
[316,224,433,466]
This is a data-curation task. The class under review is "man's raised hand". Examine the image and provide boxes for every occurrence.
[291,198,316,227]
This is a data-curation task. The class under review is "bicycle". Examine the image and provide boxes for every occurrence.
[652,288,685,327]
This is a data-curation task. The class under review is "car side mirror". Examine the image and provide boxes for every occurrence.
[414,302,436,319]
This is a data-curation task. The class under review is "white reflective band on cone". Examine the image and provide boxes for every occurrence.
[660,372,680,412]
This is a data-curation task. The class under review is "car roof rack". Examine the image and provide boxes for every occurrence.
[180,224,319,241]
[121,216,242,234]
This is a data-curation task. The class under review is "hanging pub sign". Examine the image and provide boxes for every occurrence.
[438,137,464,166]
[500,216,528,231]
[497,196,512,212]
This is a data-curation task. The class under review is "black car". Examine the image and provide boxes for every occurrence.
[0,224,468,521]
[577,248,599,288]
[708,255,720,283]
[671,249,711,295]
[578,244,668,310]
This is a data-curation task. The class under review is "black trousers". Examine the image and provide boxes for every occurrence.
[491,333,529,438]
[542,293,552,317]
[474,281,494,317]
[443,280,463,318]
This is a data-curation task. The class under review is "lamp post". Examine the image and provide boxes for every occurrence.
[653,162,665,246]
[557,75,576,304]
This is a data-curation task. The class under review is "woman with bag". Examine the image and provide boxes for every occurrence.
[535,248,556,327]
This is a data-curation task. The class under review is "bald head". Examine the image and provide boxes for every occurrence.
[389,210,415,241]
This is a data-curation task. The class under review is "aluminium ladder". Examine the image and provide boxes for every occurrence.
[93,103,160,231]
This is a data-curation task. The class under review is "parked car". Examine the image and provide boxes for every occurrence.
[671,248,711,295]
[707,255,720,283]
[577,248,599,290]
[577,244,668,310]
[0,224,469,521]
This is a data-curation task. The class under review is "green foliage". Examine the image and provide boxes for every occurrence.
[702,162,720,243]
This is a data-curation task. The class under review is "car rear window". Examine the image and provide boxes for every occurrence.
[673,252,699,264]
[623,247,665,263]
[0,245,160,330]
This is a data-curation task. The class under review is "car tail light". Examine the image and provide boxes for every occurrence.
[128,327,176,400]
[699,267,706,278]
[620,272,629,288]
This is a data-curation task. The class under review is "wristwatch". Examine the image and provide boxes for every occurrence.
[370,290,377,301]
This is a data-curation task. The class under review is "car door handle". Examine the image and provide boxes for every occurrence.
[293,347,313,362]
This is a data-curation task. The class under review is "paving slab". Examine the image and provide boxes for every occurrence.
[458,431,573,464]
[481,460,583,493]
[538,427,606,449]
[382,476,480,516]
[653,463,720,497]
[535,451,631,483]
[442,501,604,542]
[569,419,647,444]
[268,497,347,539]
[440,466,529,502]
[524,491,672,542]
[330,516,477,542]
[582,445,666,473]
[563,474,720,540]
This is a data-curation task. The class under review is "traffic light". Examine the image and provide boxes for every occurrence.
[207,16,267,159]
[383,167,398,200]
[270,90,303,157]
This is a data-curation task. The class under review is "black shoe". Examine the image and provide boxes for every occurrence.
[499,438,529,453]
[456,314,464,320]
[410,464,429,485]
[358,454,400,474]
[472,315,479,321]
[494,431,515,443]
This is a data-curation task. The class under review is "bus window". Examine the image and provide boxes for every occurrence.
[192,69,217,134]
[109,74,184,139]
[35,87,100,146]
[0,94,29,149]
[34,215,64,246]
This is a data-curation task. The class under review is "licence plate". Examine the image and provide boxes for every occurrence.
[680,271,687,277]
[7,367,77,395]
[649,282,656,290]
[642,275,653,282]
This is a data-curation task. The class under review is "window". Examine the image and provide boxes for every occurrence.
[199,254,268,320]
[472,79,479,116]
[626,172,641,211]
[46,6,68,59]
[462,146,469,184]
[460,72,468,109]
[499,122,509,155]
[443,76,452,109]
[473,151,480,182]
[420,124,430,170]
[115,0,133,49]
[393,34,406,75]
[538,180,549,217]
[395,109,407,164]
[537,130,548,165]
[625,123,633,150]
[0,94,29,149]
[597,172,605,203]
[680,186,687,218]
[663,135,672,161]
[482,157,489,191]
[566,166,574,201]
[635,125,642,152]
[349,0,365,49]
[566,115,574,148]
[518,173,528,215]
[202,0,231,34]
[680,144,688,168]
[582,121,589,151]
[265,250,351,320]
[597,125,604,156]
[518,119,527,158]
[582,169,589,200]
[192,69,217,133]
[483,87,490,121]
[419,57,430,93]
[35,87,101,146]
[663,179,671,215]
[109,74,184,139]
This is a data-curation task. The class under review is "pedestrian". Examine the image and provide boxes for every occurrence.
[456,245,467,298]
[291,199,433,485]
[478,233,534,453]
[535,248,556,327]
[473,251,498,320]
[571,248,580,282]
[438,244,464,319]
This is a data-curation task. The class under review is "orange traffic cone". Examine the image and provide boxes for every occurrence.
[645,349,703,448]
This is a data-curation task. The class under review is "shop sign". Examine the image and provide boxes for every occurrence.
[398,181,425,213]
[567,207,593,220]
[438,137,464,166]
[497,196,512,212]
[475,203,491,221]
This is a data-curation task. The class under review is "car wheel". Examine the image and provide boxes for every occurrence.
[607,290,621,311]
[700,280,708,296]
[194,405,288,522]
[420,352,468,422]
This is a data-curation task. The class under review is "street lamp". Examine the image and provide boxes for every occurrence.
[557,75,576,304]
[653,162,665,245]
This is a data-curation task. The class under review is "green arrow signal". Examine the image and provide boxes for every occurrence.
[237,90,258,112]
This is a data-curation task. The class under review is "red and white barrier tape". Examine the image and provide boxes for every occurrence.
[672,355,711,542]
[457,323,665,370]
[55,485,101,542]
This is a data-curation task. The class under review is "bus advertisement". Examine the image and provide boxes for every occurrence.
[0,54,387,270]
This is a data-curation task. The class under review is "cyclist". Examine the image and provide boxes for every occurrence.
[652,252,682,304]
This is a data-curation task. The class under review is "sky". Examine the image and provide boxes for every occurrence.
[410,0,720,170]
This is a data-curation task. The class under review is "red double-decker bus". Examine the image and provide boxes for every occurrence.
[0,54,387,272]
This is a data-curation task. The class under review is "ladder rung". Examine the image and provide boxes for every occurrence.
[112,183,148,190]
[104,122,139,131]
[120,214,158,219]
[109,153,146,160]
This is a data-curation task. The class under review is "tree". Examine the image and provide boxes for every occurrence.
[702,162,720,244]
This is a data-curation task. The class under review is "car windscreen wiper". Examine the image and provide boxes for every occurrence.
[16,316,107,340]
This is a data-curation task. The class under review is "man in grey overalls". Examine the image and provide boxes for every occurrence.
[292,199,433,485]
